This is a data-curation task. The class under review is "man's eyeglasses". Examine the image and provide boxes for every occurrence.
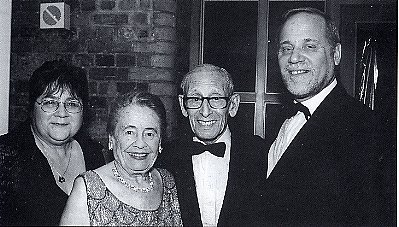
[183,96,230,109]
[36,99,83,114]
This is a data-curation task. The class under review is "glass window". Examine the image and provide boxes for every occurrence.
[203,1,258,92]
[230,103,255,136]
[195,0,326,137]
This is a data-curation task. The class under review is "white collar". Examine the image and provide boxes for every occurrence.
[300,79,337,115]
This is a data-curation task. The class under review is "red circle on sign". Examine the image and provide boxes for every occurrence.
[43,5,61,25]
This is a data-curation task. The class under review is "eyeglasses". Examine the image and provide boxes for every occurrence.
[36,99,83,114]
[183,96,230,109]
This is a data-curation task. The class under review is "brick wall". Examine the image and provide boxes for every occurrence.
[10,0,185,151]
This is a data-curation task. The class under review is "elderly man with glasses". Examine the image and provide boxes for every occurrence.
[156,64,267,227]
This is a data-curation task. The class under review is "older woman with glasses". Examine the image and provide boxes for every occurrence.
[0,60,105,226]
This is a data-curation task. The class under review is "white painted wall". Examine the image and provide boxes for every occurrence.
[0,0,11,135]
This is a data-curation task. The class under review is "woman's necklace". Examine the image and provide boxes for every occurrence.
[35,134,73,183]
[44,147,72,183]
[112,161,154,193]
[57,151,72,183]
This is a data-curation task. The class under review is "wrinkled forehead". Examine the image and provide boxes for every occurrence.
[281,12,327,40]
[186,70,228,93]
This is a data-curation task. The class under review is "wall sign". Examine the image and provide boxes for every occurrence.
[40,2,70,29]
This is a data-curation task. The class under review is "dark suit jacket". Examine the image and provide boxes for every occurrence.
[255,83,383,226]
[156,131,267,227]
[0,120,105,226]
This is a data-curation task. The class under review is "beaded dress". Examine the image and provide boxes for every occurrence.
[81,168,183,226]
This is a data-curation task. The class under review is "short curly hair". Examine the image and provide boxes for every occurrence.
[106,90,167,140]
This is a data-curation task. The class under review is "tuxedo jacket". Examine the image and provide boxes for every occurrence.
[156,131,267,227]
[0,120,105,226]
[256,83,383,226]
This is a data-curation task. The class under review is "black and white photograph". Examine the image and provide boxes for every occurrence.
[0,0,396,226]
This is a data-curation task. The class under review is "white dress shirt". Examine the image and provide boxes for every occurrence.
[267,79,337,178]
[192,127,231,226]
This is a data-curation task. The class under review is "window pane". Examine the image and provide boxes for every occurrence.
[265,103,286,141]
[203,1,258,92]
[267,1,325,93]
[230,103,254,136]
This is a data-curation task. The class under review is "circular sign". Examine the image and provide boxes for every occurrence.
[43,5,61,26]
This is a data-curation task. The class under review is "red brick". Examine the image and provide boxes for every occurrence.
[73,54,94,67]
[119,0,137,11]
[137,28,151,40]
[89,67,128,80]
[116,27,138,44]
[88,81,98,95]
[81,0,96,11]
[100,0,116,10]
[154,12,176,27]
[154,0,176,13]
[151,54,174,68]
[96,54,115,66]
[149,82,176,96]
[128,67,174,81]
[117,82,148,94]
[139,0,152,9]
[153,27,176,41]
[112,40,134,53]
[133,42,175,54]
[116,54,136,67]
[136,54,151,67]
[130,12,150,26]
[98,82,109,95]
[93,13,128,25]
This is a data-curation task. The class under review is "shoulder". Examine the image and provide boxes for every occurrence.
[78,170,108,198]
[157,168,175,181]
[229,133,267,166]
[0,124,34,151]
[231,133,267,151]
[59,175,90,225]
[334,93,375,130]
[157,167,172,176]
[156,168,176,189]
[72,175,87,191]
[316,84,375,128]
[0,127,36,170]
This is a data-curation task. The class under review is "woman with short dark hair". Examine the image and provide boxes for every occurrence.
[0,59,105,225]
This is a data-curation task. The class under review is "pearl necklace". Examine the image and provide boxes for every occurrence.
[112,161,154,193]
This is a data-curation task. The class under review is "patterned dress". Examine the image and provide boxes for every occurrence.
[81,168,183,226]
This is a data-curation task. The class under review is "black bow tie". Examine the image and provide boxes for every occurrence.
[284,102,311,120]
[190,141,226,157]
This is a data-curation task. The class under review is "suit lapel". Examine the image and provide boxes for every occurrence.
[174,138,202,226]
[218,136,238,222]
[268,84,345,180]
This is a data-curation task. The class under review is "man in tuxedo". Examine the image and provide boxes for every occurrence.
[257,7,383,226]
[157,64,266,226]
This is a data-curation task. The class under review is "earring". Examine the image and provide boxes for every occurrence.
[158,146,163,154]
